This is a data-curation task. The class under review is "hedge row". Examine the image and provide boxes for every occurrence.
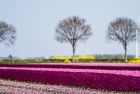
[0,58,139,64]
[0,67,140,92]
[0,59,95,64]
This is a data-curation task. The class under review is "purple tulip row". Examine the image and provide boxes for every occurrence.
[0,67,140,92]
[0,63,140,70]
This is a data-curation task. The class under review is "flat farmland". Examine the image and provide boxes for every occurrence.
[0,63,140,93]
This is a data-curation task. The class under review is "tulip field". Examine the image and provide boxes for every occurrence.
[0,63,140,93]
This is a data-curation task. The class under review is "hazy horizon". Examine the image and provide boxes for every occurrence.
[0,0,140,58]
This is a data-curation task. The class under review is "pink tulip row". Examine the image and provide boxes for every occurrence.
[0,66,140,92]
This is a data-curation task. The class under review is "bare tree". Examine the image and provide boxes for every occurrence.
[106,17,138,62]
[0,21,16,46]
[55,16,92,62]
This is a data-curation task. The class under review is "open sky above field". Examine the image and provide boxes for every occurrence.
[0,0,140,58]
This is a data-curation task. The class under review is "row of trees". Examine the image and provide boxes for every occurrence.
[0,16,139,62]
[55,16,139,62]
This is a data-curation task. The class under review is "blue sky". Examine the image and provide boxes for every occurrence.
[0,0,140,58]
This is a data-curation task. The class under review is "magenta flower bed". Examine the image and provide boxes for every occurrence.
[0,63,140,70]
[0,67,140,92]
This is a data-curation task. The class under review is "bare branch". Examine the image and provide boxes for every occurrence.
[0,21,16,46]
[55,16,92,62]
[106,17,138,61]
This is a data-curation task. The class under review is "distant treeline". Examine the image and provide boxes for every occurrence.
[94,54,135,59]
[0,54,135,60]
[0,54,136,64]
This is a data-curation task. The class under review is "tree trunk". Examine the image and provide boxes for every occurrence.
[72,45,76,63]
[124,43,127,62]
